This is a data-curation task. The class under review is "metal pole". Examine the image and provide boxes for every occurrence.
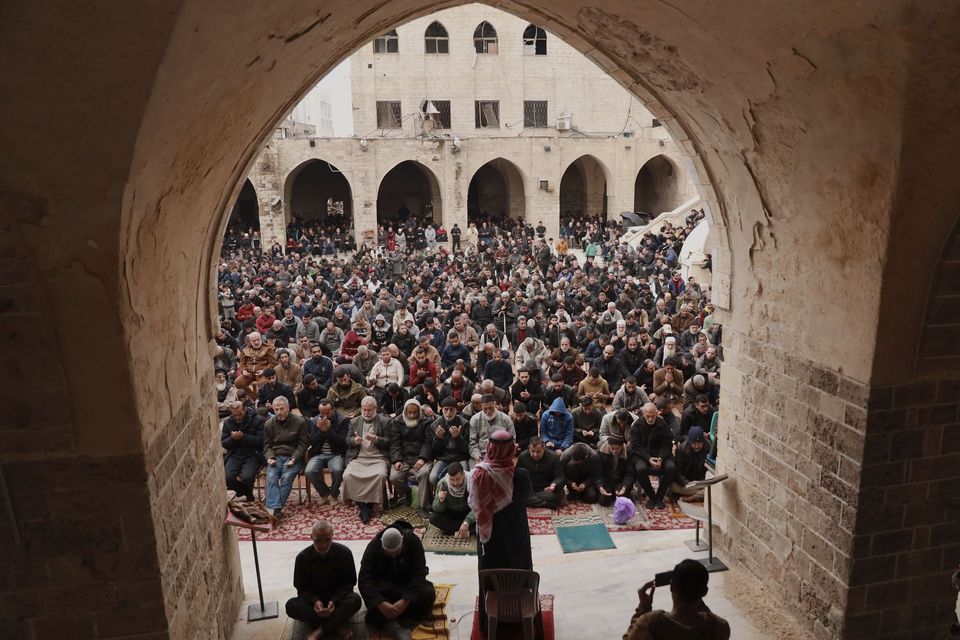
[251,531,265,612]
[707,484,714,564]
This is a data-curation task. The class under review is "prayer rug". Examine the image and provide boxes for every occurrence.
[380,504,428,529]
[554,522,617,553]
[421,524,478,555]
[468,594,554,640]
[237,500,424,542]
[290,584,454,640]
[592,501,652,531]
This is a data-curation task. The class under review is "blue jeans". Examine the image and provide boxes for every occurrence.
[265,455,304,510]
[305,453,345,497]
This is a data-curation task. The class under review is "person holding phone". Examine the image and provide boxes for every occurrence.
[624,559,730,640]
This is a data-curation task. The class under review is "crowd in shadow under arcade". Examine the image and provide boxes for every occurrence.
[215,208,729,640]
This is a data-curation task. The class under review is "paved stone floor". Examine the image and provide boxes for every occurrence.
[230,529,807,640]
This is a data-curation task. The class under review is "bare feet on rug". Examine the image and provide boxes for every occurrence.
[306,627,324,640]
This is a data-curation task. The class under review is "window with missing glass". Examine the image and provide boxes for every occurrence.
[473,22,498,54]
[420,100,451,129]
[373,30,399,53]
[376,101,402,129]
[424,22,449,54]
[522,25,548,55]
[475,101,500,128]
[523,100,548,128]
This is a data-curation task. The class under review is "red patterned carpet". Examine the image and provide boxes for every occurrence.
[238,495,696,542]
[469,594,554,640]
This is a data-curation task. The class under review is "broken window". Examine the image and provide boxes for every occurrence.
[373,30,399,54]
[425,22,449,54]
[475,100,500,128]
[420,100,451,130]
[522,25,547,55]
[376,101,402,129]
[473,22,498,54]
[523,100,548,128]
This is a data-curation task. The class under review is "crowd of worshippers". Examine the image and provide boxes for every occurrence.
[216,207,719,525]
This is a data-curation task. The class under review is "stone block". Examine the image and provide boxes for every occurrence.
[850,555,897,586]
[868,386,895,411]
[838,376,869,406]
[893,382,938,408]
[866,579,911,609]
[937,378,960,404]
[867,409,909,434]
[93,604,168,637]
[896,548,943,579]
[909,453,960,482]
[31,613,95,640]
[859,460,906,488]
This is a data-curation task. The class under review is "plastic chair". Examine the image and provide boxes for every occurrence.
[479,569,541,640]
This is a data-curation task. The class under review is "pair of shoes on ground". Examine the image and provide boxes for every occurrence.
[381,621,413,640]
[643,494,666,510]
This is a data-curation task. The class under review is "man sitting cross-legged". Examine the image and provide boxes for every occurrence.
[596,435,635,506]
[358,524,436,640]
[429,462,476,537]
[559,443,599,504]
[629,402,676,510]
[285,519,362,640]
[516,436,564,509]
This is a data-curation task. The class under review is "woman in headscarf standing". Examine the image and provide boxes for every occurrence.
[468,429,533,630]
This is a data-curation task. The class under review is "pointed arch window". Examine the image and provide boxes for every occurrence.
[425,22,449,54]
[473,22,498,54]
[523,24,547,55]
[373,29,399,54]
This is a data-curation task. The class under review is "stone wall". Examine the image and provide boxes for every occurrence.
[715,329,870,639]
[142,378,243,640]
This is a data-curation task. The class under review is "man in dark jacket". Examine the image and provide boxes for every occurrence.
[427,398,470,486]
[285,519,362,640]
[388,399,433,512]
[304,400,349,504]
[516,437,564,509]
[510,367,545,416]
[596,435,635,506]
[303,344,335,392]
[379,383,407,418]
[559,443,599,503]
[256,367,297,411]
[359,523,436,640]
[628,402,675,509]
[221,401,265,500]
[671,426,710,501]
[295,374,326,419]
[679,395,716,439]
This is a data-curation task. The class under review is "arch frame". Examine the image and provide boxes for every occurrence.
[375,158,444,225]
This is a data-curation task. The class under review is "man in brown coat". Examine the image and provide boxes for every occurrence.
[652,356,684,405]
[235,331,278,397]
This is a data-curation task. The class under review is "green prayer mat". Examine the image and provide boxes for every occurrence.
[554,522,617,553]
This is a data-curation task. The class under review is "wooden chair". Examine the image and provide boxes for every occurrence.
[479,569,541,640]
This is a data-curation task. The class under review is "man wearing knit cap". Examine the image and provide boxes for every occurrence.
[358,523,435,640]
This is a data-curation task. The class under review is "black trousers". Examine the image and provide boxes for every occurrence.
[225,456,261,500]
[429,510,473,535]
[566,481,598,504]
[363,580,436,628]
[635,459,676,501]
[597,484,632,507]
[526,488,562,509]
[285,592,361,635]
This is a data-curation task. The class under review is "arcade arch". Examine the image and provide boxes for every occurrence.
[226,179,259,231]
[559,154,610,223]
[467,157,526,223]
[376,160,442,225]
[634,154,679,216]
[284,159,353,227]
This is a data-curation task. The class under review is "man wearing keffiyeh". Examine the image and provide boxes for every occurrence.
[468,429,533,632]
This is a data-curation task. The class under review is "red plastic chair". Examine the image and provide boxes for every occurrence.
[479,569,541,640]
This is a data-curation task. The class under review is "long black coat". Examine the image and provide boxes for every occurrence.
[477,467,533,572]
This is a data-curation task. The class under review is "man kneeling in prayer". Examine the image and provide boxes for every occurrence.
[358,524,436,640]
[286,519,362,639]
[429,462,476,537]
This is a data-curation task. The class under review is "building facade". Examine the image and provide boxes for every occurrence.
[241,4,697,247]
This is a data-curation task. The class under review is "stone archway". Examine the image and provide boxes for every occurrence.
[226,179,259,231]
[468,157,526,223]
[5,3,960,640]
[560,154,610,223]
[376,160,442,225]
[284,159,353,226]
[634,154,678,216]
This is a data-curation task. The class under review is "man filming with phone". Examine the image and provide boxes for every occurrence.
[623,559,730,640]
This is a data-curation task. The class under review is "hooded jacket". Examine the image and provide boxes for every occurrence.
[539,397,574,450]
